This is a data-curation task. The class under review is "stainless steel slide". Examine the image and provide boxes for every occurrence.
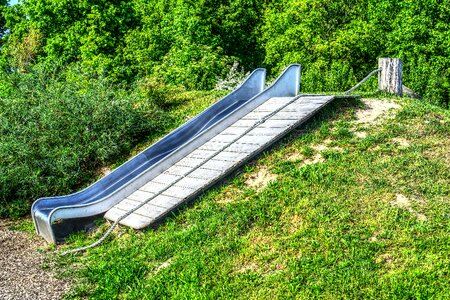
[32,68,267,243]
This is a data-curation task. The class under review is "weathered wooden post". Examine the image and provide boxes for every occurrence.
[378,58,402,96]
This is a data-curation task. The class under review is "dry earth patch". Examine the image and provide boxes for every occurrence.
[355,99,400,124]
[0,219,70,300]
[245,166,278,191]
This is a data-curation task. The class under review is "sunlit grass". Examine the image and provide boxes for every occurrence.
[51,95,450,299]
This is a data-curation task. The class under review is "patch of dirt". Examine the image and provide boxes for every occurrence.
[285,152,303,162]
[312,139,332,151]
[245,167,278,191]
[415,213,427,221]
[303,154,325,165]
[368,235,378,243]
[146,257,173,278]
[391,194,412,208]
[312,144,328,152]
[391,138,410,147]
[234,230,282,276]
[236,262,259,274]
[390,194,427,221]
[99,166,113,176]
[424,141,450,165]
[355,99,400,124]
[286,214,305,235]
[250,231,274,246]
[0,220,70,300]
[376,253,395,265]
[312,140,342,152]
[355,131,368,138]
[216,187,243,204]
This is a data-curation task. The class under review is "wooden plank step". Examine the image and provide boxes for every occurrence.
[140,182,167,194]
[186,149,216,159]
[175,157,205,168]
[226,142,260,153]
[213,151,248,162]
[232,119,260,128]
[247,127,282,136]
[128,190,154,202]
[209,134,241,143]
[236,134,277,145]
[150,194,182,209]
[175,176,209,190]
[199,141,231,151]
[271,111,309,120]
[107,207,153,229]
[257,119,295,128]
[163,165,192,176]
[188,168,223,180]
[152,173,182,185]
[220,126,249,136]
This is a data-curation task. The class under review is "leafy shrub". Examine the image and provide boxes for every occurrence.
[138,76,186,110]
[215,61,249,91]
[152,43,232,90]
[0,66,164,218]
[261,0,450,107]
[6,27,42,73]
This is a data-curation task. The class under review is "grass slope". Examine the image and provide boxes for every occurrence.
[50,95,449,298]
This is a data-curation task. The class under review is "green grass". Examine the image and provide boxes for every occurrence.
[48,95,450,298]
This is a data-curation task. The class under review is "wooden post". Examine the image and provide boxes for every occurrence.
[378,58,402,96]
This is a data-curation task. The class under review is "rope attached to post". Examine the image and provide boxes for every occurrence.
[344,68,381,95]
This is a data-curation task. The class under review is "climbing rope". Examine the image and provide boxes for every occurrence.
[344,68,381,95]
[62,95,313,255]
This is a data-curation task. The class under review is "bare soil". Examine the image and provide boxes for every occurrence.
[245,166,278,191]
[355,98,400,123]
[0,219,70,300]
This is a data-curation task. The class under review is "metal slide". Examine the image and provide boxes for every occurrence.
[105,65,305,230]
[104,65,336,231]
[32,68,267,243]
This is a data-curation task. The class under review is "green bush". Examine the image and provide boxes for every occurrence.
[3,0,447,105]
[261,0,450,107]
[0,66,164,218]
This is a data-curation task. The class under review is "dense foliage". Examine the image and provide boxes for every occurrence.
[0,0,448,216]
[1,0,263,88]
[0,66,164,217]
[1,0,448,105]
[261,0,450,106]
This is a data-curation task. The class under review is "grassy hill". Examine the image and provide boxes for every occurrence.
[32,94,447,299]
[1,0,449,217]
[1,0,449,297]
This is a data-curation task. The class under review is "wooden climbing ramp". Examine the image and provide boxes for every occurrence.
[105,95,334,228]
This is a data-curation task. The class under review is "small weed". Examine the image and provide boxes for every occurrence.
[301,146,314,157]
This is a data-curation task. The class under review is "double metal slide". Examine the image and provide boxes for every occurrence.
[32,64,336,243]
